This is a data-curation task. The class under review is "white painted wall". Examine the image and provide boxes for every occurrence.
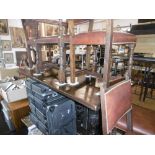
[76,19,138,33]
[0,19,26,66]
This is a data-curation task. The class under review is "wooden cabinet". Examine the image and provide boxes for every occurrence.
[8,99,30,130]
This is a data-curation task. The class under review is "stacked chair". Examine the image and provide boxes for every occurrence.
[25,78,76,135]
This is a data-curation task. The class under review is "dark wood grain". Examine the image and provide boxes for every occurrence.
[32,74,124,111]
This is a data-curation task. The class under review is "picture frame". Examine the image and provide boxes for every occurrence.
[39,23,65,37]
[46,24,59,36]
[2,40,11,51]
[15,51,28,66]
[0,40,3,58]
[0,19,8,35]
[4,53,14,64]
[10,27,26,48]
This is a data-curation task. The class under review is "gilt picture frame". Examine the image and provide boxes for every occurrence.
[0,19,8,35]
[10,27,26,48]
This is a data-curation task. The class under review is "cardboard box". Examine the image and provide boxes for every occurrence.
[1,80,27,103]
[1,87,27,103]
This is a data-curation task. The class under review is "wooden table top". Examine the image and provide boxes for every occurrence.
[133,57,155,63]
[32,75,124,111]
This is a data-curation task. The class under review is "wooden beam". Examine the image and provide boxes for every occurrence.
[33,36,69,44]
[86,46,91,70]
[100,19,113,134]
[74,19,90,25]
[102,19,113,89]
[33,19,67,27]
[58,19,66,83]
[21,19,33,68]
[27,45,33,68]
[47,45,52,62]
[92,46,98,72]
[86,20,94,70]
[88,19,94,32]
[36,44,42,74]
[100,87,108,134]
[68,20,76,83]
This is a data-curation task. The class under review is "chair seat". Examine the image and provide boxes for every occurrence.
[116,104,155,135]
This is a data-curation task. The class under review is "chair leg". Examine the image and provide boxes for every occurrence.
[150,88,153,98]
[143,87,148,102]
[134,84,138,94]
[139,84,144,101]
[126,110,133,131]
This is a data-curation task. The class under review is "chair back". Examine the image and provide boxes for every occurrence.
[100,80,132,134]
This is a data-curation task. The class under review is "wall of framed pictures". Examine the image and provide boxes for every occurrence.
[0,19,27,68]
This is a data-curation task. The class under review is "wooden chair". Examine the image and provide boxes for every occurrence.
[100,80,133,134]
[139,65,155,101]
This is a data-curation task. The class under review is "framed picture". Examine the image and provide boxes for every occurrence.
[4,53,14,64]
[2,40,11,51]
[46,24,59,36]
[0,40,3,58]
[0,19,8,35]
[10,27,26,48]
[39,23,65,37]
[16,51,28,66]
